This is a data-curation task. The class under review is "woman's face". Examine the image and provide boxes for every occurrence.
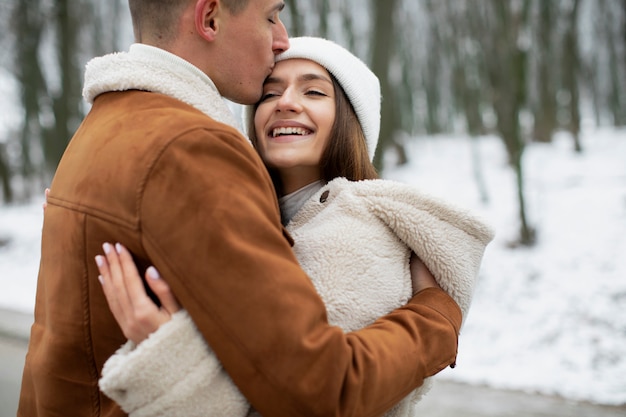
[254,59,336,193]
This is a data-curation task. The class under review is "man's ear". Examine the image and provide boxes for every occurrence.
[195,0,220,41]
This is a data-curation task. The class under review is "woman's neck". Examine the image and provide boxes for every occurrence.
[279,168,323,195]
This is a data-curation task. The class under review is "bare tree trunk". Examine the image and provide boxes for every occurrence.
[482,0,535,246]
[623,0,626,84]
[284,0,304,36]
[317,0,330,38]
[45,0,84,177]
[583,48,602,126]
[89,0,125,56]
[444,1,490,204]
[370,0,402,169]
[446,0,486,136]
[533,0,558,143]
[620,0,626,124]
[0,144,12,203]
[339,2,356,52]
[422,0,444,134]
[602,0,626,126]
[12,0,47,184]
[562,0,583,152]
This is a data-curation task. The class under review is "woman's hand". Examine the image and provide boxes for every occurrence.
[410,252,441,296]
[95,242,181,344]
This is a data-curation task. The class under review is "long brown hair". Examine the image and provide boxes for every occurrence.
[249,72,378,196]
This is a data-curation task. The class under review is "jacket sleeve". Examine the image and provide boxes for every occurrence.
[139,129,463,417]
[99,310,249,417]
[356,179,496,320]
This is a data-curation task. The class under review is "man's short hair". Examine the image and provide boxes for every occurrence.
[222,0,250,15]
[128,0,251,43]
[128,0,189,43]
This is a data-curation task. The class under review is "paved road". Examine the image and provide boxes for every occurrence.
[2,308,625,417]
[1,308,29,417]
[414,379,626,417]
[1,336,27,417]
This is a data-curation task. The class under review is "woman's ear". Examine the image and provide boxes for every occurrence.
[195,0,220,41]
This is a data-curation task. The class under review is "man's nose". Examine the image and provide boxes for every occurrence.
[273,20,289,55]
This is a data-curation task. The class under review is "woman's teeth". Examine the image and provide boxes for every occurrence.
[272,127,311,137]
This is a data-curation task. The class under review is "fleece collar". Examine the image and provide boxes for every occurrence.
[82,44,239,130]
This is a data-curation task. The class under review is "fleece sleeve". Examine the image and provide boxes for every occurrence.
[355,179,495,320]
[99,310,249,417]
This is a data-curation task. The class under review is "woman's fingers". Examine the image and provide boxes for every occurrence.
[115,243,154,312]
[103,243,132,312]
[145,266,182,315]
[42,188,50,210]
[96,243,132,335]
[95,243,175,344]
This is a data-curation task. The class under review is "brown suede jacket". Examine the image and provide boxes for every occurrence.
[18,90,462,417]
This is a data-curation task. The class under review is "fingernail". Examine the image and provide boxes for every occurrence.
[147,266,161,280]
[102,243,112,254]
[95,255,104,267]
[98,275,104,285]
[115,243,123,254]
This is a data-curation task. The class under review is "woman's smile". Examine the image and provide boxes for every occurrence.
[268,121,315,142]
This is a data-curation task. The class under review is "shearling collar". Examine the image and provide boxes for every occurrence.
[82,44,239,130]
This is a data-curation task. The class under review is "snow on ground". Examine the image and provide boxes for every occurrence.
[0,124,624,406]
[0,202,43,313]
[385,125,626,406]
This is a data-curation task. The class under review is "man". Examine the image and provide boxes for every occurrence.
[18,1,462,416]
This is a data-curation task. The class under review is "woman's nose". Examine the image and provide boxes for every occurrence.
[275,88,302,112]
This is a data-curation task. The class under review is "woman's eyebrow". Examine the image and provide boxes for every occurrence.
[297,73,332,84]
[264,73,332,86]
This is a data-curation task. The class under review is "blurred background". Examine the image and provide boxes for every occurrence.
[0,0,624,242]
[0,0,625,415]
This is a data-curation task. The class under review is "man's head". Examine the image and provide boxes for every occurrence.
[128,0,289,104]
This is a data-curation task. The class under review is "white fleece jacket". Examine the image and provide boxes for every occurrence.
[99,177,495,417]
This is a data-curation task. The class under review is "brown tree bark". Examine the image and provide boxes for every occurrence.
[12,0,47,183]
[481,0,535,245]
[533,0,558,143]
[370,0,403,169]
[561,0,583,151]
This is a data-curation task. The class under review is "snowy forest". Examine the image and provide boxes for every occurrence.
[0,0,625,248]
[1,1,626,408]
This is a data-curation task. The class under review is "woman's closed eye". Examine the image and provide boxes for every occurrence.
[260,92,279,102]
[305,89,328,97]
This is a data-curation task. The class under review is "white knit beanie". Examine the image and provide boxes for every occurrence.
[245,37,381,161]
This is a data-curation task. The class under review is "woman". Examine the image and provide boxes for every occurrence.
[94,37,494,417]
